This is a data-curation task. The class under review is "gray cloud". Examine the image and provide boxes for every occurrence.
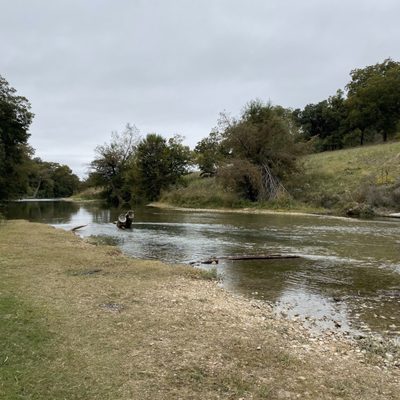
[1,0,400,177]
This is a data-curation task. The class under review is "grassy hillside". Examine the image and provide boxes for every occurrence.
[291,141,400,213]
[161,142,400,215]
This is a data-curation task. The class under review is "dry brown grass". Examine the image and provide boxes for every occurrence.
[0,220,399,399]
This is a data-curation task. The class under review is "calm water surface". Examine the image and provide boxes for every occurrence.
[4,200,400,339]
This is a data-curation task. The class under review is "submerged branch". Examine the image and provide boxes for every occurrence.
[191,254,300,265]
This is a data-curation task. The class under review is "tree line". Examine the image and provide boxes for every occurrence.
[90,58,400,205]
[88,126,192,205]
[0,75,80,201]
[294,58,400,151]
[2,58,400,204]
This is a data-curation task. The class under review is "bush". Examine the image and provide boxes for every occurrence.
[355,179,400,211]
[217,160,263,202]
[160,176,246,208]
[342,202,375,218]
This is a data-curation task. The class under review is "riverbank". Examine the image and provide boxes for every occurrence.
[148,201,363,222]
[159,142,400,218]
[149,201,318,216]
[1,221,399,399]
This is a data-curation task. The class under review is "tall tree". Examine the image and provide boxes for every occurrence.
[294,90,347,151]
[27,159,80,198]
[134,134,191,201]
[194,130,227,177]
[346,59,400,143]
[219,100,306,200]
[90,124,140,205]
[0,75,34,200]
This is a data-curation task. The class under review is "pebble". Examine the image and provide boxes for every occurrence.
[385,353,394,361]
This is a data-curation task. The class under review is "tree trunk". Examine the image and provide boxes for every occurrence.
[32,178,42,198]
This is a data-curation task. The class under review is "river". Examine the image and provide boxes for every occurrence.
[3,200,400,339]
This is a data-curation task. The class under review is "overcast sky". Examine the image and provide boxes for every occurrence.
[1,0,399,177]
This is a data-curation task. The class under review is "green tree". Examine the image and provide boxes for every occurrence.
[134,134,191,201]
[0,75,34,200]
[219,100,307,200]
[27,158,80,198]
[194,130,227,177]
[51,164,80,197]
[294,90,347,151]
[346,59,400,143]
[90,124,140,205]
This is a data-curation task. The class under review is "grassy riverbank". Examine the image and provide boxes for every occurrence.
[1,221,399,399]
[161,142,400,215]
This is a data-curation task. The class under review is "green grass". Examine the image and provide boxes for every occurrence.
[160,175,250,208]
[0,295,54,399]
[291,141,400,207]
[305,141,400,185]
[70,186,104,201]
[162,142,400,214]
[0,289,88,399]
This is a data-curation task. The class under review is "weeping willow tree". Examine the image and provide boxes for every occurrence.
[217,100,307,201]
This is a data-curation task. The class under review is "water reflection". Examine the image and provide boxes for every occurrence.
[4,200,400,338]
[4,200,80,223]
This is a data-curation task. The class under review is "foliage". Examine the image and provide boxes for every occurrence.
[27,158,80,198]
[295,59,400,151]
[133,133,191,201]
[194,130,227,177]
[0,74,34,200]
[346,58,400,143]
[89,124,140,205]
[160,174,247,208]
[217,159,263,201]
[293,90,347,151]
[89,128,191,204]
[217,100,307,201]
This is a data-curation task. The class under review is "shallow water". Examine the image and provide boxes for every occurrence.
[3,200,400,338]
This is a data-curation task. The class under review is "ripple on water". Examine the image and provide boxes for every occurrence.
[5,201,400,340]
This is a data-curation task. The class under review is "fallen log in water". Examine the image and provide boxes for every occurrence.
[191,254,300,265]
[71,224,88,232]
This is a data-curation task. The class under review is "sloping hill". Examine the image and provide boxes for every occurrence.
[161,142,400,215]
[291,141,400,213]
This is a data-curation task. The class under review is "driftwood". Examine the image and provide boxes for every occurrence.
[191,254,300,265]
[71,224,88,232]
[116,210,135,229]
